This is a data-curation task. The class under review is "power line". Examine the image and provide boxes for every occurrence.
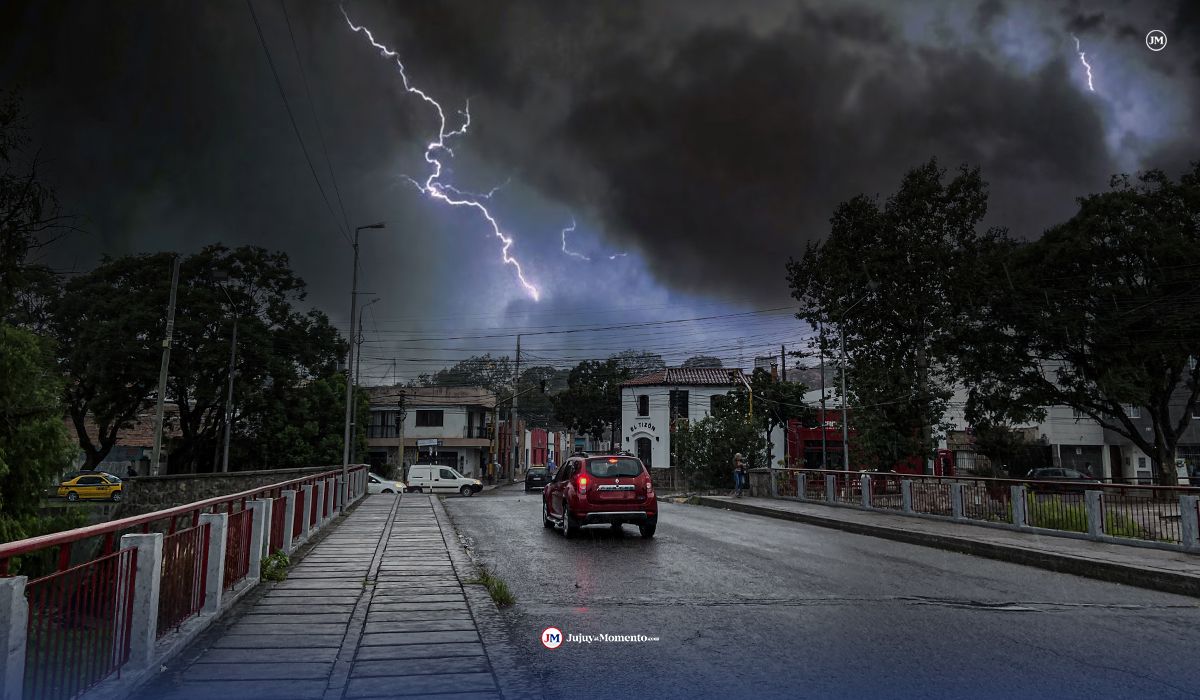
[245,0,352,246]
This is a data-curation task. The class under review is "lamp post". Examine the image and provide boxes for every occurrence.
[394,391,407,480]
[342,222,385,509]
[838,287,875,473]
[352,297,380,463]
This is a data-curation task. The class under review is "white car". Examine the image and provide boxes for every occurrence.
[367,473,406,495]
[405,464,483,497]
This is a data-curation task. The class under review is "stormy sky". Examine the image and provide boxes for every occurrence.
[2,0,1197,384]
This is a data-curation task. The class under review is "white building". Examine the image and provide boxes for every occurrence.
[365,386,495,479]
[620,367,786,468]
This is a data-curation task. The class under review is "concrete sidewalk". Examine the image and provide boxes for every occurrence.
[132,495,504,700]
[695,495,1200,598]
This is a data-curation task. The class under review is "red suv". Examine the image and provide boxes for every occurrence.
[542,453,657,538]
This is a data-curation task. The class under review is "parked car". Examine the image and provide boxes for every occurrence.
[1024,468,1101,492]
[542,454,657,538]
[525,467,550,492]
[58,473,123,502]
[367,473,406,495]
[405,464,483,496]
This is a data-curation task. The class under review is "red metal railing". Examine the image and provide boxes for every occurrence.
[309,487,319,528]
[269,495,287,554]
[23,548,137,700]
[223,509,253,591]
[292,489,306,540]
[156,524,209,638]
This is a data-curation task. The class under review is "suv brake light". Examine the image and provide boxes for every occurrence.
[577,475,588,494]
[645,479,654,498]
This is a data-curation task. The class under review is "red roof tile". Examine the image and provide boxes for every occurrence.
[622,367,746,387]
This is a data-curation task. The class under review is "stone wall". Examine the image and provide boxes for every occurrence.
[115,465,345,517]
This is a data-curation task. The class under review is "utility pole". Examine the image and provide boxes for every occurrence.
[352,298,380,463]
[819,324,827,471]
[781,344,788,467]
[840,325,850,473]
[150,255,181,476]
[510,334,521,482]
[342,223,384,509]
[221,318,237,472]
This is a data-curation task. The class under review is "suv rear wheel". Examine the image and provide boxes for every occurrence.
[639,518,656,539]
[563,509,580,538]
[542,500,554,528]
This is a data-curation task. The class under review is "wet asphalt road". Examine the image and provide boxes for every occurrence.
[445,485,1200,700]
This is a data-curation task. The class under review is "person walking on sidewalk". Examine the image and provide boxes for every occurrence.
[733,453,748,498]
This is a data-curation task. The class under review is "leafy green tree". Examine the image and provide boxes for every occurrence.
[237,373,367,470]
[673,389,767,488]
[681,355,723,369]
[787,159,1000,468]
[428,354,514,394]
[749,368,810,465]
[515,365,568,428]
[610,349,666,378]
[551,359,632,443]
[51,253,172,468]
[957,166,1200,485]
[0,325,76,542]
[0,93,71,317]
[165,245,346,472]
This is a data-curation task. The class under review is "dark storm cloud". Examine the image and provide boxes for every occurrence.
[974,0,1007,32]
[1067,12,1106,33]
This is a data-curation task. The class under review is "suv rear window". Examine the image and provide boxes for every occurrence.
[586,458,644,478]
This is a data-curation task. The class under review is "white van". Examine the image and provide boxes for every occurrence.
[405,464,483,497]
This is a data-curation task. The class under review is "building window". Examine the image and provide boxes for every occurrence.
[415,410,444,427]
[711,395,722,415]
[1071,407,1084,420]
[1123,404,1141,419]
[637,395,649,417]
[367,411,399,439]
[669,390,689,422]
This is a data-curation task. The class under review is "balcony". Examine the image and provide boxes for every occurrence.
[464,426,491,439]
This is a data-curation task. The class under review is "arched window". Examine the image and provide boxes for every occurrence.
[636,437,652,467]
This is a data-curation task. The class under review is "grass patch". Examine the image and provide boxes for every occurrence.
[262,550,290,582]
[467,565,516,607]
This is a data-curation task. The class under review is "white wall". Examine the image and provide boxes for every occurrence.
[620,385,741,468]
[399,406,485,439]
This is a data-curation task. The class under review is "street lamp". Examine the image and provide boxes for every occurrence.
[838,284,877,473]
[351,297,381,463]
[342,222,385,510]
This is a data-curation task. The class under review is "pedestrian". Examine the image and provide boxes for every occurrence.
[547,457,557,477]
[126,463,137,478]
[487,461,495,484]
[733,453,747,498]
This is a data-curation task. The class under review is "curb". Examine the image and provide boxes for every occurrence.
[694,496,1200,599]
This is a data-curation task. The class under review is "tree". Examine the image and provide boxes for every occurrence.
[428,354,514,395]
[787,159,1000,469]
[748,368,810,465]
[551,359,632,442]
[515,365,567,427]
[51,253,172,468]
[673,389,768,488]
[0,93,72,317]
[681,355,723,369]
[957,166,1200,485]
[610,349,666,378]
[164,245,346,473]
[0,325,76,542]
[237,373,368,470]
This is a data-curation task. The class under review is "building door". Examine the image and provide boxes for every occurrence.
[636,437,652,467]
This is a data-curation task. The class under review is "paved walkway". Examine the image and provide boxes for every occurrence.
[696,495,1200,596]
[136,495,501,700]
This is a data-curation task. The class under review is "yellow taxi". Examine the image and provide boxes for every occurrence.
[57,472,123,502]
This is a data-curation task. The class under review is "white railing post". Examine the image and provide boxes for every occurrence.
[1,576,28,700]
[337,476,346,512]
[281,490,297,554]
[1086,490,1105,540]
[247,500,269,580]
[824,475,836,503]
[860,474,872,508]
[314,481,326,533]
[325,478,335,523]
[120,533,163,669]
[950,483,965,521]
[901,480,913,513]
[1011,485,1028,527]
[198,513,227,615]
[1180,495,1199,549]
[300,485,314,542]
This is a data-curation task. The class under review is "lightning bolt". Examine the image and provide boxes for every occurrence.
[341,5,541,300]
[608,252,627,260]
[1071,34,1095,93]
[560,218,591,261]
